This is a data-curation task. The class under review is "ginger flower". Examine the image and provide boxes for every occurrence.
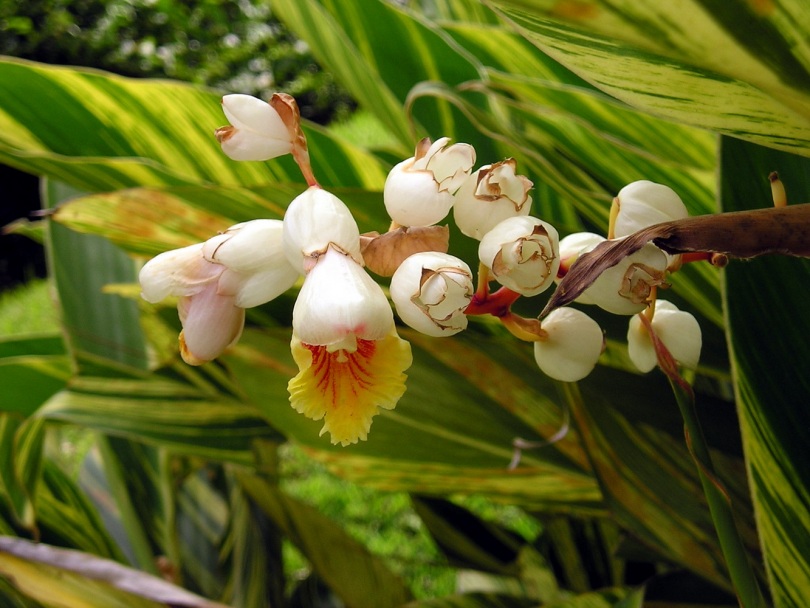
[453,159,533,240]
[478,216,559,297]
[582,243,668,315]
[384,137,475,227]
[283,188,412,445]
[139,219,299,365]
[627,300,702,373]
[534,307,604,382]
[390,251,474,337]
[215,94,294,161]
[612,180,688,238]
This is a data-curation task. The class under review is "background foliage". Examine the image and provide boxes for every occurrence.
[0,0,809,607]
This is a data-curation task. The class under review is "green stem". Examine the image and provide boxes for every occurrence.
[670,380,768,608]
[640,314,769,607]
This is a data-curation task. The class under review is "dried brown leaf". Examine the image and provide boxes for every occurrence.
[360,225,450,276]
[541,204,810,318]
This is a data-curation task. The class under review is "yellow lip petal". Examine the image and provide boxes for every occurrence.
[288,329,412,446]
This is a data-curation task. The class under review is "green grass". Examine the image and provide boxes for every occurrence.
[0,278,60,336]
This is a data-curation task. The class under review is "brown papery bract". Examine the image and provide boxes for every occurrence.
[541,204,810,318]
[360,225,450,276]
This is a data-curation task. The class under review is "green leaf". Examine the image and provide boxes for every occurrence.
[411,496,528,576]
[0,334,70,417]
[36,376,281,465]
[559,377,756,593]
[0,57,389,193]
[236,471,413,608]
[488,1,810,156]
[719,136,810,608]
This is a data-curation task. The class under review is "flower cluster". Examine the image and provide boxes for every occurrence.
[139,93,703,446]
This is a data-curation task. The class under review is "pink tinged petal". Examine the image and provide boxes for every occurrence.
[283,187,362,271]
[177,282,245,365]
[534,307,604,382]
[139,243,220,303]
[292,246,393,349]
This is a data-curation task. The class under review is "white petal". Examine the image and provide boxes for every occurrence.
[627,301,702,372]
[453,165,533,240]
[222,94,287,138]
[231,264,300,308]
[614,180,688,238]
[292,246,393,348]
[384,160,455,227]
[390,251,473,337]
[652,303,702,369]
[534,307,603,382]
[139,243,219,303]
[478,216,559,296]
[202,219,293,273]
[219,94,293,161]
[627,315,657,373]
[428,142,476,191]
[219,130,293,162]
[583,243,668,315]
[283,187,362,272]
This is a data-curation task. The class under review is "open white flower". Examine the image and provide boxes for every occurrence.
[534,307,604,382]
[583,243,668,315]
[282,186,363,272]
[390,251,474,337]
[139,219,299,365]
[453,159,532,240]
[384,137,475,227]
[627,300,702,373]
[478,216,559,296]
[613,180,688,238]
[288,245,412,446]
[215,94,294,161]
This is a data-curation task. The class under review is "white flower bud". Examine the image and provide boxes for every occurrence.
[390,251,474,337]
[627,300,702,373]
[283,187,362,272]
[534,307,604,382]
[453,159,532,239]
[583,243,668,315]
[478,216,560,296]
[216,94,293,161]
[293,245,393,351]
[613,180,688,238]
[384,137,475,227]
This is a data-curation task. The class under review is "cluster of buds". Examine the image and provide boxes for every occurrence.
[139,93,703,447]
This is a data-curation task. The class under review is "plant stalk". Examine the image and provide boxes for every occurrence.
[641,314,769,608]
